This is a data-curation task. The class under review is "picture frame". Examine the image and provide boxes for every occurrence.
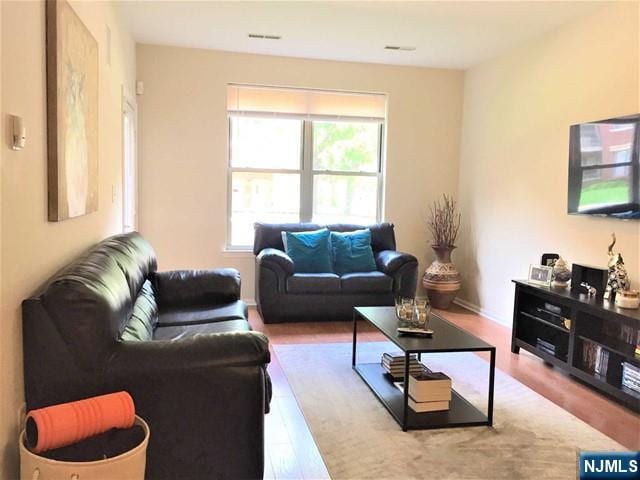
[46,0,99,222]
[528,264,553,287]
[541,253,559,267]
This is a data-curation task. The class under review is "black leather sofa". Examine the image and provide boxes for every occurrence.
[254,222,418,323]
[22,232,270,480]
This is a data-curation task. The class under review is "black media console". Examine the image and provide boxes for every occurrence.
[512,280,639,412]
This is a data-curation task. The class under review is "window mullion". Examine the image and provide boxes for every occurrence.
[229,167,302,174]
[310,170,379,176]
[377,123,384,222]
[301,120,313,222]
[579,162,632,172]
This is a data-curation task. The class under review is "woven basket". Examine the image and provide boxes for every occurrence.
[20,416,149,480]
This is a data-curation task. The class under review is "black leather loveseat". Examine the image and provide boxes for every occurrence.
[23,232,270,480]
[254,222,418,323]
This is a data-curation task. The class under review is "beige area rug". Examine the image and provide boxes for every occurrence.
[274,342,623,480]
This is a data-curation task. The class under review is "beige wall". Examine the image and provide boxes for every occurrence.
[457,2,640,325]
[0,1,135,476]
[136,45,464,301]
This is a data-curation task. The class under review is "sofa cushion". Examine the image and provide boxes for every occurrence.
[287,273,341,294]
[253,222,396,255]
[327,223,396,252]
[95,232,158,301]
[282,228,333,273]
[153,269,241,310]
[153,319,251,341]
[39,232,159,368]
[120,280,158,341]
[157,301,248,327]
[341,271,393,294]
[330,229,377,275]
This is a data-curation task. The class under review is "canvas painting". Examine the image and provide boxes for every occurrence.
[47,0,98,221]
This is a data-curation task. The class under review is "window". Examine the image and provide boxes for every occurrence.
[229,117,303,246]
[227,86,386,248]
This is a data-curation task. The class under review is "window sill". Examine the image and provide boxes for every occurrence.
[221,248,254,258]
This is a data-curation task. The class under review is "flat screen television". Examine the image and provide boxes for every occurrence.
[568,114,640,219]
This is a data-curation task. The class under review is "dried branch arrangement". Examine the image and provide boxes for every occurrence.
[428,194,461,247]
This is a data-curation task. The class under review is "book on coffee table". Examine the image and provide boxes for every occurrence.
[408,397,450,413]
[381,352,423,379]
[408,371,452,402]
[392,381,451,412]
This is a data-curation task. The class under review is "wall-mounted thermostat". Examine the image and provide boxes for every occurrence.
[11,115,26,150]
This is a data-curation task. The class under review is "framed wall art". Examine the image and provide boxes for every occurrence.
[46,0,99,221]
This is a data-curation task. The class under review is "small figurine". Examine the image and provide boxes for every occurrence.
[552,257,572,288]
[580,282,597,297]
[605,233,630,301]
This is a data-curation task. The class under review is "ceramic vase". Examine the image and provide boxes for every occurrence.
[551,257,572,288]
[422,245,461,309]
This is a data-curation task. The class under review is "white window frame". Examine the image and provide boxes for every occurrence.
[226,116,385,249]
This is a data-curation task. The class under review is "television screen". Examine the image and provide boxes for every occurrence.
[568,114,640,219]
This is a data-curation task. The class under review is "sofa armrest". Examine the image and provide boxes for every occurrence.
[104,332,271,480]
[376,250,418,298]
[153,268,241,310]
[107,331,270,375]
[375,250,417,275]
[256,248,294,276]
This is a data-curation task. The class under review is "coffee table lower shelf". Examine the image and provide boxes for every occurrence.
[354,362,489,430]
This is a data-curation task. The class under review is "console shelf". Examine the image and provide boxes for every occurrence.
[519,311,570,334]
[512,280,640,412]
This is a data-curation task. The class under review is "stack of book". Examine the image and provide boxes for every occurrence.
[621,362,640,394]
[619,324,636,344]
[381,352,423,380]
[582,340,598,372]
[594,347,610,377]
[582,341,612,376]
[407,370,452,412]
[536,338,556,357]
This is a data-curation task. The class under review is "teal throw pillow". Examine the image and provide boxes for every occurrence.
[330,229,377,275]
[282,228,333,273]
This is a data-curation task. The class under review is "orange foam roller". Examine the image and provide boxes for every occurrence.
[25,391,135,453]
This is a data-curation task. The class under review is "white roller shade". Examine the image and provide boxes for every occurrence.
[227,84,386,123]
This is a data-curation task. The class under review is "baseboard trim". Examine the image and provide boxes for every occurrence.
[245,296,506,323]
[453,297,508,327]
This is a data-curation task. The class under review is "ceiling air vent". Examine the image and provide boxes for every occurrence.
[248,34,282,40]
[384,45,416,51]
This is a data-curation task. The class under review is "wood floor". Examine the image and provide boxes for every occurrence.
[252,304,640,479]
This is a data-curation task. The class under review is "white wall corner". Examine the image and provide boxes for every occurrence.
[453,297,511,328]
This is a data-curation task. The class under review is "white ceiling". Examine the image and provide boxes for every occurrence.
[119,1,606,69]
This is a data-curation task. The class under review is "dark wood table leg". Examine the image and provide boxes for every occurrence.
[402,351,410,431]
[352,310,358,368]
[488,348,496,426]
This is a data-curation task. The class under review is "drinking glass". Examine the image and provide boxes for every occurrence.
[395,296,414,321]
[401,297,414,321]
[412,298,431,329]
[394,296,404,318]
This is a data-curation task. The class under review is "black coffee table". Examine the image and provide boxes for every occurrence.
[352,306,496,431]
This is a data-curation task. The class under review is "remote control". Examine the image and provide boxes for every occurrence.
[397,327,434,337]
